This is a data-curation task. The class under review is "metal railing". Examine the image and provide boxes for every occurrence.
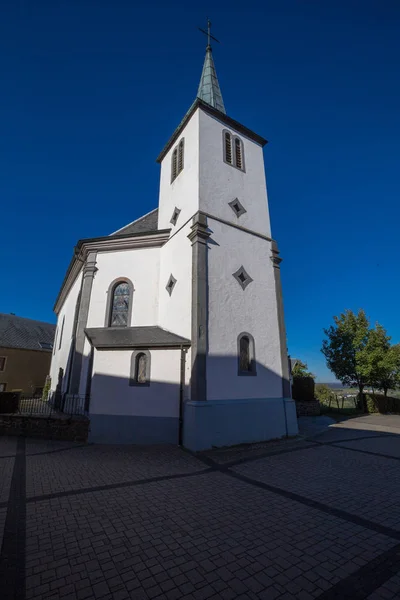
[16,394,89,417]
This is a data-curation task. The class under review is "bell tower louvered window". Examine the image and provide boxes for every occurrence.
[235,138,242,169]
[171,138,185,183]
[171,148,178,182]
[225,132,232,164]
[223,130,245,172]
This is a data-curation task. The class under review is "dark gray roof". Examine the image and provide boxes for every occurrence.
[0,313,56,352]
[85,326,191,349]
[111,209,158,236]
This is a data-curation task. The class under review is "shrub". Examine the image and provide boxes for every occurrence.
[42,376,51,402]
[315,383,335,405]
[292,376,315,402]
[363,393,400,414]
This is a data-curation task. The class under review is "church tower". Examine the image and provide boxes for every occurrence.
[156,22,298,450]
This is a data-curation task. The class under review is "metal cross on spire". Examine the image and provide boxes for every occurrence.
[198,18,220,49]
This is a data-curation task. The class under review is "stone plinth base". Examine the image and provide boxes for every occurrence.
[296,400,321,417]
[183,397,298,452]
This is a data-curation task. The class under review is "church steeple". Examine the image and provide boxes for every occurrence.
[196,20,226,114]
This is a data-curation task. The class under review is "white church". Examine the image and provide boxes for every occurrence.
[49,31,298,450]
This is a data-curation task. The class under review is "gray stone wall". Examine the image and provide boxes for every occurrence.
[295,400,321,417]
[0,415,89,441]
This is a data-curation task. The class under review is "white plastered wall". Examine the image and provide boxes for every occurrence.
[157,110,200,231]
[206,218,282,400]
[157,222,192,340]
[86,247,160,328]
[90,348,181,417]
[198,109,271,238]
[49,270,83,393]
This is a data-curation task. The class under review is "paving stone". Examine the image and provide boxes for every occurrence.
[3,429,400,600]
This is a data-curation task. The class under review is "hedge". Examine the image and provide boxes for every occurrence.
[364,394,400,414]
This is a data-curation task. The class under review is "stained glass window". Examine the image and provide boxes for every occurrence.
[110,282,130,327]
[239,336,251,372]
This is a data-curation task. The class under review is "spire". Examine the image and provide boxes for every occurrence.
[197,20,226,114]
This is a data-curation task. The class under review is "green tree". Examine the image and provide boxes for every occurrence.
[315,383,335,405]
[322,309,371,412]
[292,360,314,379]
[366,325,400,396]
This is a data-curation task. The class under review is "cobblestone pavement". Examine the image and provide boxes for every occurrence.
[2,415,400,599]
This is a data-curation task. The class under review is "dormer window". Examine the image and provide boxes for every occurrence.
[223,130,245,172]
[171,137,185,183]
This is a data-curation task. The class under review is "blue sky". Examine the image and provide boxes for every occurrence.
[0,1,399,381]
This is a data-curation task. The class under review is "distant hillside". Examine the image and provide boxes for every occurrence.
[318,382,344,390]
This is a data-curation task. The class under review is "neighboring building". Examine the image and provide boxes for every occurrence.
[0,313,56,396]
[50,32,298,449]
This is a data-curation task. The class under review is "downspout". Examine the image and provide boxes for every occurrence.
[179,346,187,446]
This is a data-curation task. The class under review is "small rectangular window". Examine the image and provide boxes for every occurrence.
[0,383,6,392]
[0,357,6,372]
[39,342,53,350]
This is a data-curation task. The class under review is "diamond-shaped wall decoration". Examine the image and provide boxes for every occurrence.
[166,274,177,296]
[228,198,247,218]
[232,266,253,290]
[170,207,181,226]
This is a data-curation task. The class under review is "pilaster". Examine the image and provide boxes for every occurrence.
[188,212,210,401]
[271,240,291,398]
[69,251,98,394]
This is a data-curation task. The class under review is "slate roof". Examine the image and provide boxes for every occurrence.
[85,326,191,349]
[110,209,158,237]
[0,313,56,352]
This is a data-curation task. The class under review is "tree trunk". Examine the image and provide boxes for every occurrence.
[358,385,367,413]
[384,387,388,397]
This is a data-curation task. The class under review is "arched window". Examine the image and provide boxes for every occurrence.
[171,148,178,182]
[235,137,243,169]
[178,138,184,174]
[237,332,256,376]
[106,279,134,327]
[224,131,232,164]
[223,130,245,172]
[171,137,184,183]
[130,350,151,386]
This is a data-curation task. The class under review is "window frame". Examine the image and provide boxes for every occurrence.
[129,350,151,386]
[222,130,246,172]
[0,356,6,372]
[105,278,134,328]
[171,137,185,183]
[237,332,257,376]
